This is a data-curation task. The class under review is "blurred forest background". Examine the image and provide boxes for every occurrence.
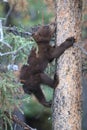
[0,0,87,130]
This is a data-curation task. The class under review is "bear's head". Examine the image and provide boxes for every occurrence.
[32,23,56,44]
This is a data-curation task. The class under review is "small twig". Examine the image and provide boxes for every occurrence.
[4,111,37,130]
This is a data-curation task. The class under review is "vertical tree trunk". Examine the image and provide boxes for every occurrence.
[52,0,82,130]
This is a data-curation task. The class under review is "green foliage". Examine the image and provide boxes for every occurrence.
[0,31,36,64]
[0,2,4,18]
[0,72,20,111]
[0,71,31,130]
[27,0,54,26]
[0,0,54,27]
[0,71,20,129]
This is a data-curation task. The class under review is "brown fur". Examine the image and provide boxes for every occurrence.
[20,23,75,107]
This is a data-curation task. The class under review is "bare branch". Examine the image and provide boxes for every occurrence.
[0,20,3,42]
[5,7,13,26]
[1,40,12,49]
[0,20,12,49]
[0,45,26,56]
[0,51,14,56]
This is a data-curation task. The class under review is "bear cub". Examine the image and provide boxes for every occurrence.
[20,23,75,107]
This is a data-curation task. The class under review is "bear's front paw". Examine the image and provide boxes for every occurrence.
[66,37,75,43]
[43,100,52,107]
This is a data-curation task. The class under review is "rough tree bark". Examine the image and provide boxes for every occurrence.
[52,0,82,130]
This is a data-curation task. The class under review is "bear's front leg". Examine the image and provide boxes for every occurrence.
[51,37,75,59]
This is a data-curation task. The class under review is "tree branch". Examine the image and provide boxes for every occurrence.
[4,111,37,130]
[0,51,14,56]
[5,4,14,26]
[0,45,26,56]
[1,40,12,49]
[4,26,32,37]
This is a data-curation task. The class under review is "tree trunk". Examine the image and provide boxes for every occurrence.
[52,0,82,130]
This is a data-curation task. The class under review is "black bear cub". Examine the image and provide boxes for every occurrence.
[20,23,75,107]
